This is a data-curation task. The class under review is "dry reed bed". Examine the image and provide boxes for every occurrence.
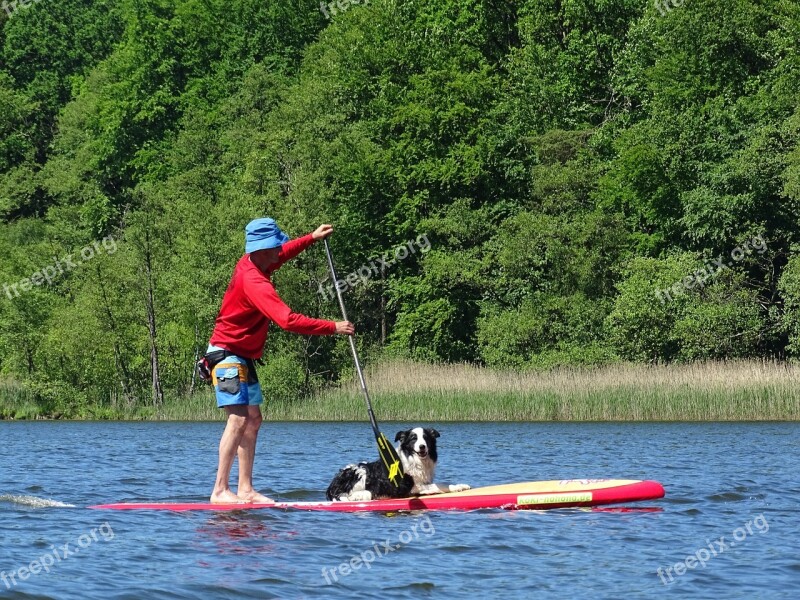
[352,359,800,395]
[268,360,800,422]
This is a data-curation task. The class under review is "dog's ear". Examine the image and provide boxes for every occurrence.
[427,428,440,439]
[395,430,408,443]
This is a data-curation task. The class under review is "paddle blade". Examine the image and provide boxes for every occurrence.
[376,432,406,487]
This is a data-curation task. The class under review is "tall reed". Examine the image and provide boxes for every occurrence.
[265,359,800,421]
[0,379,43,420]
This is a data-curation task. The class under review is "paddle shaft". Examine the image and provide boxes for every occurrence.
[322,238,381,438]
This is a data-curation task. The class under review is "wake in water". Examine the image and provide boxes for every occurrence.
[0,494,75,508]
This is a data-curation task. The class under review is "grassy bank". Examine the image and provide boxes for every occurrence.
[0,379,225,421]
[3,360,799,421]
[266,360,800,421]
[0,379,45,420]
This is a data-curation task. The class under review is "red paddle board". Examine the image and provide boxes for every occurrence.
[90,479,664,512]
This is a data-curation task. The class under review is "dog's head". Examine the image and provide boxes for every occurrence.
[395,427,439,463]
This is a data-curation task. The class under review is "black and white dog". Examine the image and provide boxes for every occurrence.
[326,427,471,501]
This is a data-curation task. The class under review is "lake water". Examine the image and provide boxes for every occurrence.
[1,421,799,599]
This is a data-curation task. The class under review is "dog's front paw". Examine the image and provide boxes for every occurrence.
[448,484,471,492]
[346,491,373,502]
[415,484,440,496]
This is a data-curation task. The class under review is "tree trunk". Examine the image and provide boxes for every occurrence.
[188,325,200,396]
[95,262,133,405]
[380,260,387,344]
[143,231,164,406]
[25,343,34,375]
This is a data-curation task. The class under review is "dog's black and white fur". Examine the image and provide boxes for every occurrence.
[326,427,471,501]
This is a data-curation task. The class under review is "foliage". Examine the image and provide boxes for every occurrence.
[1,0,799,414]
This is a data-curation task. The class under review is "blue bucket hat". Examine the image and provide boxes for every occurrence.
[245,218,289,254]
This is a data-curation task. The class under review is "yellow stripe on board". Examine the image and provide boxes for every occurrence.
[517,492,593,506]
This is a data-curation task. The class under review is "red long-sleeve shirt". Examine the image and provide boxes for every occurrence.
[210,233,336,359]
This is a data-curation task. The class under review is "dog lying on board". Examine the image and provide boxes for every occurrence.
[326,427,471,502]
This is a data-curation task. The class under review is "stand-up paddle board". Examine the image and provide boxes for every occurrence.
[90,479,664,512]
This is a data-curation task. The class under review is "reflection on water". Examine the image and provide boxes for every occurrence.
[195,512,297,557]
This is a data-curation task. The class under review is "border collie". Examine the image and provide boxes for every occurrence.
[326,427,471,501]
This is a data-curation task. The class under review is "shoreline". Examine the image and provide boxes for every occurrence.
[2,360,800,422]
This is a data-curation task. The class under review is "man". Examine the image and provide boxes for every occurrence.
[207,218,354,503]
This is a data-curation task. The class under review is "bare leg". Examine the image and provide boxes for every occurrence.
[236,405,273,503]
[211,406,249,503]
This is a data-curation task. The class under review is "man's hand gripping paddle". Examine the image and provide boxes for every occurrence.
[323,238,406,488]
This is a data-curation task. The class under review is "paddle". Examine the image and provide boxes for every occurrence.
[323,238,406,488]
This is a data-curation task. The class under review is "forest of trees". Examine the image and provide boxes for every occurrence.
[1,0,799,412]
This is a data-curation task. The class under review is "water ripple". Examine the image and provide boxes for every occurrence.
[0,494,75,508]
[1,421,799,599]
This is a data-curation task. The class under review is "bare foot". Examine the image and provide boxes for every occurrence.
[237,490,274,504]
[211,489,246,504]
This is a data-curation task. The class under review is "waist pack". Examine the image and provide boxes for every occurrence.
[195,350,231,384]
[195,350,261,384]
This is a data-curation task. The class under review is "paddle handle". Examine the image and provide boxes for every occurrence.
[323,238,381,436]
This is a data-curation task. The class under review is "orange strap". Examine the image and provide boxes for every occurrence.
[211,362,249,386]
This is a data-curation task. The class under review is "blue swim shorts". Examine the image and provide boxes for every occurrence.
[207,345,263,408]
